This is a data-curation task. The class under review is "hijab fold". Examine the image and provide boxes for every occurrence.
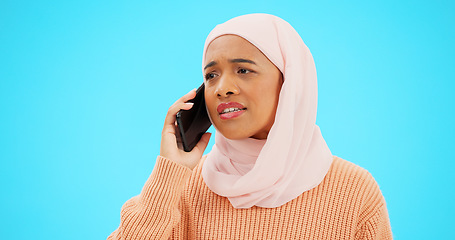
[201,14,333,209]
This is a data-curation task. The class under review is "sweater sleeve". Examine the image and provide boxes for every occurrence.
[107,156,193,240]
[356,202,393,240]
[354,170,393,240]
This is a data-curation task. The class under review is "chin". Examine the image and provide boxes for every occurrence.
[224,134,249,140]
[215,126,251,140]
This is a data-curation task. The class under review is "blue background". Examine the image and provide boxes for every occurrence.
[1,0,454,239]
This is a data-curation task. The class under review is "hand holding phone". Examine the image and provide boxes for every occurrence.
[176,83,212,152]
[160,87,211,170]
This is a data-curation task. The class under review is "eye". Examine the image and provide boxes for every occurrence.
[205,72,217,80]
[238,68,251,74]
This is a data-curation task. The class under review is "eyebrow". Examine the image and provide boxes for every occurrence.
[203,58,257,70]
[204,61,217,70]
[230,58,256,65]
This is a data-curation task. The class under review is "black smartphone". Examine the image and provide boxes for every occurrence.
[176,83,212,152]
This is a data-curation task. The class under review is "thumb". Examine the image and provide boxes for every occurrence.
[194,132,212,153]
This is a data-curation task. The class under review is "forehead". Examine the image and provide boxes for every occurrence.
[204,35,266,63]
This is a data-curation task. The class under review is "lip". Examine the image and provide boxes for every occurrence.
[217,102,246,114]
[217,102,247,120]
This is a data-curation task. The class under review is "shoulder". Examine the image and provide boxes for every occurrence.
[329,157,393,237]
[323,156,387,209]
[326,156,388,217]
[328,155,382,192]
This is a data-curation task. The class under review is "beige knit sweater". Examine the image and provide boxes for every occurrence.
[108,155,393,239]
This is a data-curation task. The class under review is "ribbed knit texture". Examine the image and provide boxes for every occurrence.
[108,155,393,239]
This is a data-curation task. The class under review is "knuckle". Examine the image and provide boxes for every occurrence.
[167,106,176,114]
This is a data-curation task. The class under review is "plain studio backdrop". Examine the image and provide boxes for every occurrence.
[1,0,453,239]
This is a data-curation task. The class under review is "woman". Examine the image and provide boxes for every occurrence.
[108,14,393,239]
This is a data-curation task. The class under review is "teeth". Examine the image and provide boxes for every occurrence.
[222,107,242,114]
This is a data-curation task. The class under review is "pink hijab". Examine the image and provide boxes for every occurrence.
[201,13,333,209]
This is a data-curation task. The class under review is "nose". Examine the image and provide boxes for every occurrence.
[214,75,240,97]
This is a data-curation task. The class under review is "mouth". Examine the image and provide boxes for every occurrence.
[217,102,247,120]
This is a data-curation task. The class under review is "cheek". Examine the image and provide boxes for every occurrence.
[255,83,281,117]
[254,85,279,107]
[204,91,218,117]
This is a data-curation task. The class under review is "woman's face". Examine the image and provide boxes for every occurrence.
[204,35,283,140]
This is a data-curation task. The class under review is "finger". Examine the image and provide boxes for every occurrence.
[170,89,197,108]
[162,89,196,127]
[162,102,194,134]
[174,122,182,144]
[193,132,212,154]
[179,88,197,103]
